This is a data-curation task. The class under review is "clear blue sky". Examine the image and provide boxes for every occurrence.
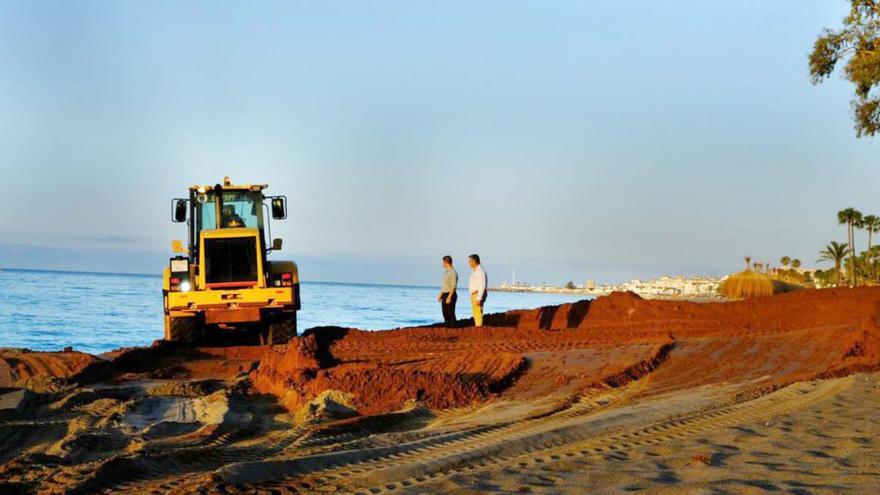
[0,1,876,285]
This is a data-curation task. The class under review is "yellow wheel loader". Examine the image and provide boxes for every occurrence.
[162,177,300,345]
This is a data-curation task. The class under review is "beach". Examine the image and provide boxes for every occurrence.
[2,1,877,493]
[1,288,879,493]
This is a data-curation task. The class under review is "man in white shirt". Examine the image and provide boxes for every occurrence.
[468,254,488,327]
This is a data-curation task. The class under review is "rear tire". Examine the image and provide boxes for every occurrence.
[168,316,202,344]
[267,313,297,345]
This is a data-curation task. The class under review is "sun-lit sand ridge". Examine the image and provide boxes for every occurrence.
[1,288,879,493]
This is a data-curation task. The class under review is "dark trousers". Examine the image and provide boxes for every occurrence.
[441,292,457,327]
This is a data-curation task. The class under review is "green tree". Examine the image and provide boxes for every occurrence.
[861,214,880,279]
[744,256,751,271]
[838,208,863,285]
[791,259,802,270]
[866,245,880,281]
[818,241,852,286]
[809,1,880,137]
[813,268,836,287]
[565,281,576,290]
[862,215,879,248]
[780,256,791,268]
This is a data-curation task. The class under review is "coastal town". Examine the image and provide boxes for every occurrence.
[494,275,725,299]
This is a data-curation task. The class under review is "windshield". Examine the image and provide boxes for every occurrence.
[196,190,264,234]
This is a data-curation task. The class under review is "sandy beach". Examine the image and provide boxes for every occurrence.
[1,288,879,494]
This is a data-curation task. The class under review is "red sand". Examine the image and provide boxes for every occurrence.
[0,349,97,388]
[250,332,527,413]
[3,288,879,495]
[250,288,880,414]
[6,288,878,416]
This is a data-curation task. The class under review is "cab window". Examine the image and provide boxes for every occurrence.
[220,191,260,228]
[195,190,263,236]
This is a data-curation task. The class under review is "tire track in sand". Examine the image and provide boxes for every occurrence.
[212,379,639,490]
[97,424,312,495]
[219,376,851,494]
[356,377,854,494]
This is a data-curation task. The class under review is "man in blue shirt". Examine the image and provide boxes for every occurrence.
[438,255,458,327]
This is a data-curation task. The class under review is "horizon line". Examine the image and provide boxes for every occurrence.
[0,266,440,289]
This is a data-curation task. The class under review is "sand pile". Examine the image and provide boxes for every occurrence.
[251,331,527,414]
[0,348,97,391]
[251,288,880,413]
[72,342,267,384]
[582,288,880,337]
[579,289,880,391]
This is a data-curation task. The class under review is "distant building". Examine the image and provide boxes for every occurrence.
[495,275,723,299]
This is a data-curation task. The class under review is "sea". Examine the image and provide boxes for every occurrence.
[0,268,589,354]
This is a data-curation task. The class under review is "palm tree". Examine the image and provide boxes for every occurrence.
[861,215,880,280]
[838,208,862,286]
[744,256,751,271]
[791,259,801,270]
[862,215,879,249]
[780,256,791,269]
[867,245,880,282]
[818,241,851,286]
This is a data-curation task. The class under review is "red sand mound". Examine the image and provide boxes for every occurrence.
[252,288,880,415]
[4,288,878,419]
[251,332,527,414]
[72,341,267,384]
[581,289,880,338]
[580,289,880,392]
[0,349,97,388]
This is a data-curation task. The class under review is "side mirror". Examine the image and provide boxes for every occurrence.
[173,199,187,222]
[271,197,287,219]
[272,238,283,251]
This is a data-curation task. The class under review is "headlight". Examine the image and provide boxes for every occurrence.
[179,281,191,292]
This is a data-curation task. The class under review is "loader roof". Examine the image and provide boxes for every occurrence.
[189,177,267,192]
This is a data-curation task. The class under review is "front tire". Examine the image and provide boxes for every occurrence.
[267,313,297,345]
[168,315,202,344]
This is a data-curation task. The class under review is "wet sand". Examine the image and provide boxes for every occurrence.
[1,287,879,494]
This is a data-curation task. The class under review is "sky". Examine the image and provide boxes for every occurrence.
[0,0,877,286]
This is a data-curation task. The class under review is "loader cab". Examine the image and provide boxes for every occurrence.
[173,184,285,255]
[195,189,265,236]
[170,179,288,291]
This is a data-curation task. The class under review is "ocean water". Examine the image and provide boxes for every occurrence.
[0,269,588,354]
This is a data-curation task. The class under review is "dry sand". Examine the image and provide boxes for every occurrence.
[411,373,880,494]
[1,288,879,494]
